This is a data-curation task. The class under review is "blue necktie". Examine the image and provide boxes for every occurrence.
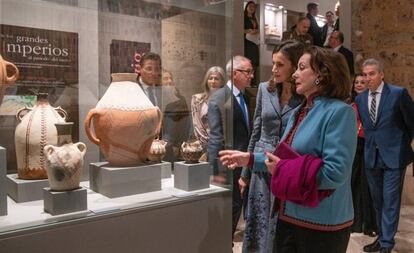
[238,93,248,127]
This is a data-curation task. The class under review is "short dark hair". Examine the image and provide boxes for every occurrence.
[351,73,364,101]
[139,52,161,67]
[307,2,319,12]
[297,16,310,24]
[336,31,344,43]
[305,46,351,100]
[326,11,334,16]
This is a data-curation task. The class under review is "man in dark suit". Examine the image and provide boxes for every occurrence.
[137,52,191,162]
[321,11,335,47]
[356,58,414,253]
[208,55,252,237]
[329,31,354,76]
[306,2,323,47]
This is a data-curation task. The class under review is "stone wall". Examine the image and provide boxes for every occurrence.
[351,0,414,97]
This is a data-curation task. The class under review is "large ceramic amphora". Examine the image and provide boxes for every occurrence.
[15,93,68,179]
[0,54,19,105]
[44,122,86,191]
[85,73,162,166]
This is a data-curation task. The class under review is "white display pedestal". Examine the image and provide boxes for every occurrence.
[174,161,211,191]
[6,174,49,203]
[160,161,172,178]
[0,147,6,216]
[43,187,87,215]
[89,162,162,198]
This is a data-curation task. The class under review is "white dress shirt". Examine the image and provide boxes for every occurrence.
[323,25,335,47]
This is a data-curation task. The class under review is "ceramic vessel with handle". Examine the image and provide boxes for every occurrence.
[44,122,86,191]
[15,93,67,179]
[85,73,162,166]
[0,54,19,105]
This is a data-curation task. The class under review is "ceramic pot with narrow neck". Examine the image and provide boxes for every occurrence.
[44,122,86,191]
[181,140,204,163]
[0,54,19,105]
[15,93,68,179]
[85,73,163,166]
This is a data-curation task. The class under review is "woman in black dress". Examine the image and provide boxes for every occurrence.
[350,73,378,237]
[244,1,259,85]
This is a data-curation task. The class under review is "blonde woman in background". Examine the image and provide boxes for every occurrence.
[191,66,226,161]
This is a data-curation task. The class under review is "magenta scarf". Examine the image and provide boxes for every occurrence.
[271,154,333,207]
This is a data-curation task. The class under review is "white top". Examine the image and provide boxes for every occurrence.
[368,81,385,119]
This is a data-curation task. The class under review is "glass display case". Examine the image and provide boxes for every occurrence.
[263,3,284,45]
[0,0,236,250]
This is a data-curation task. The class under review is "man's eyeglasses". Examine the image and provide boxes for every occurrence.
[142,67,160,73]
[235,69,254,75]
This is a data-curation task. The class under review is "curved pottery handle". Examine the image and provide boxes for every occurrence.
[54,106,68,121]
[16,106,32,122]
[74,142,87,157]
[44,144,55,161]
[85,109,101,146]
[4,60,19,84]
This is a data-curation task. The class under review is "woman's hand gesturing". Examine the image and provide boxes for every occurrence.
[219,150,250,170]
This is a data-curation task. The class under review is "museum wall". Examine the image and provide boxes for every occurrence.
[351,0,414,97]
[161,11,227,105]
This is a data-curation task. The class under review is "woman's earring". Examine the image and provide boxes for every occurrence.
[315,79,320,85]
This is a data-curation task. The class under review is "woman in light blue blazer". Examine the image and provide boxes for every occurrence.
[221,47,357,253]
[239,40,303,253]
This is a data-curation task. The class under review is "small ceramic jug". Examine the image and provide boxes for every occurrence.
[44,122,86,191]
[181,140,203,163]
[0,54,19,105]
[148,139,167,162]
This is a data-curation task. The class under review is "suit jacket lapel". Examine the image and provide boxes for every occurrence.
[225,86,248,132]
[267,90,282,118]
[359,90,371,127]
[376,83,390,123]
[282,96,302,116]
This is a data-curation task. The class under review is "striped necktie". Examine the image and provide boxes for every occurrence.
[370,92,377,124]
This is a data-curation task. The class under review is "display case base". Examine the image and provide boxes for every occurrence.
[43,187,87,215]
[89,162,162,198]
[160,161,172,178]
[6,174,49,203]
[174,161,210,191]
[0,147,7,216]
